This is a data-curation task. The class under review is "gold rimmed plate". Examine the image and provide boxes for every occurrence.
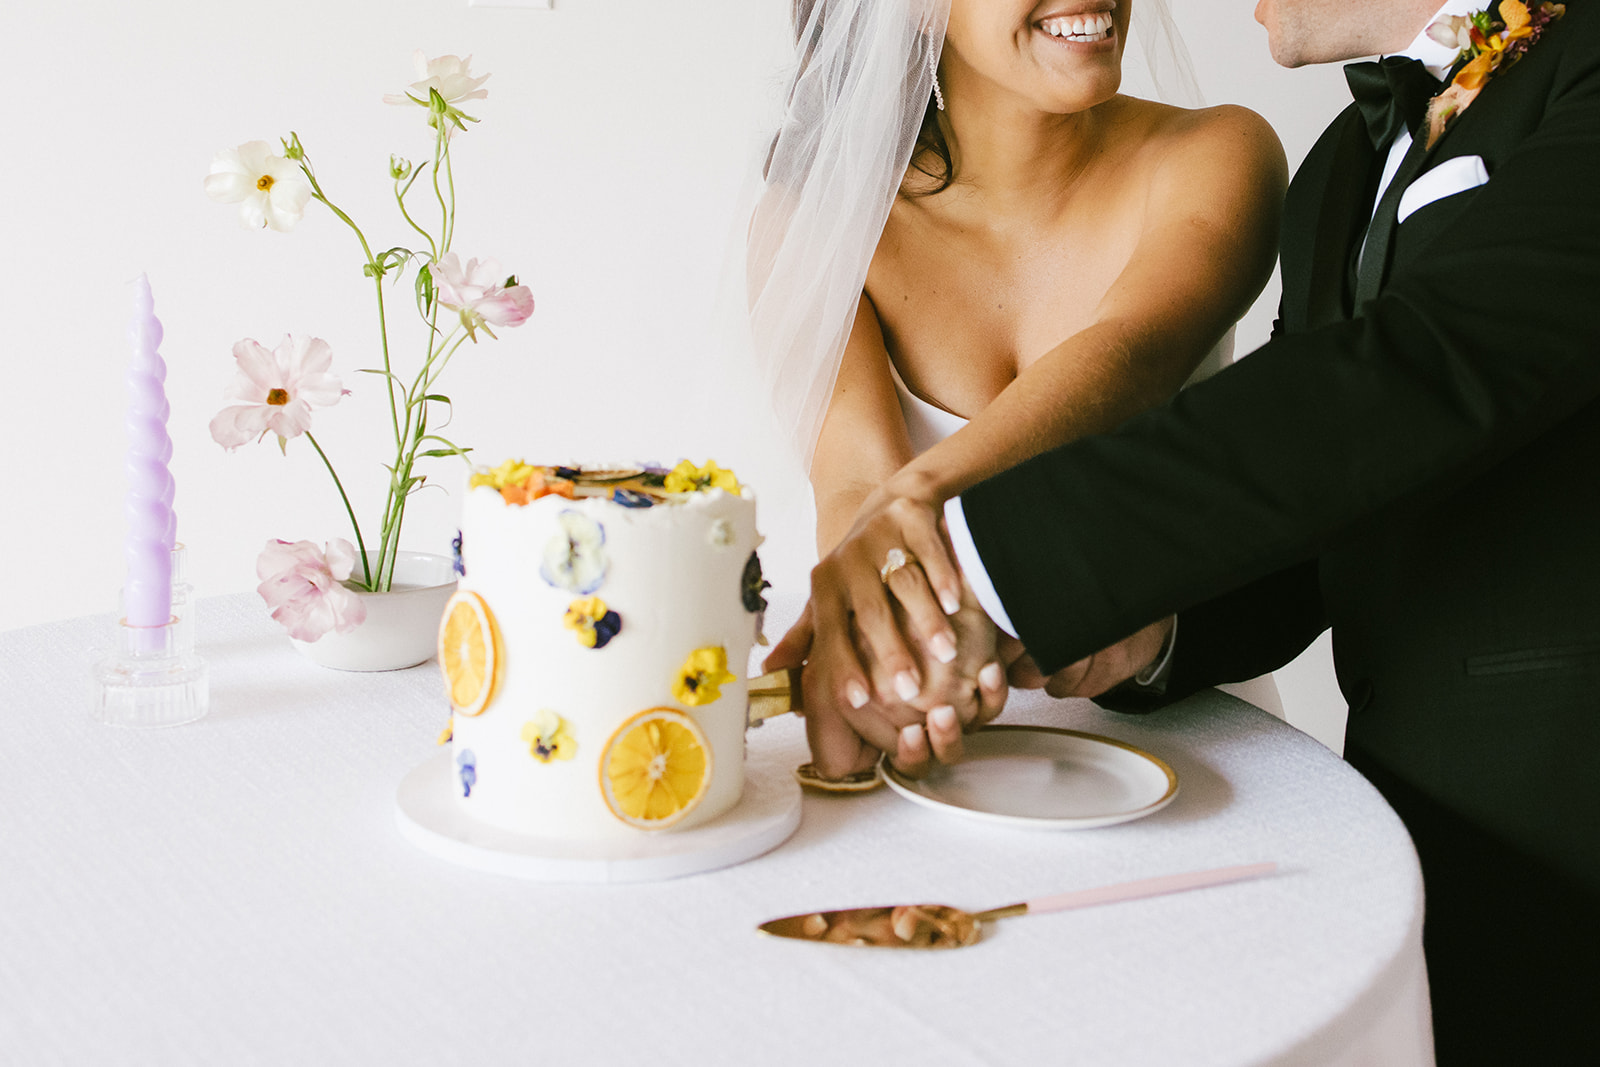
[882,725,1178,830]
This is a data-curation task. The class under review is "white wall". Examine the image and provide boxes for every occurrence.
[1,0,1349,749]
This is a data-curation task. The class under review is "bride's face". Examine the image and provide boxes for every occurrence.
[941,0,1129,113]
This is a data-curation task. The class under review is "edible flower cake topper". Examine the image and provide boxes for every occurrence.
[540,511,608,594]
[673,647,737,706]
[564,597,622,649]
[1424,0,1565,147]
[664,460,741,496]
[471,459,576,506]
[521,710,578,763]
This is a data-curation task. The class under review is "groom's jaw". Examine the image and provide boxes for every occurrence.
[1254,0,1444,68]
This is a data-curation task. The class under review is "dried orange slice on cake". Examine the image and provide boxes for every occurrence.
[438,590,503,717]
[600,708,712,829]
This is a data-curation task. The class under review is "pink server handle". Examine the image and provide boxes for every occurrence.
[1024,862,1278,916]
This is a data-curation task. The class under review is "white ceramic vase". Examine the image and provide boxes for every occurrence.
[291,550,458,671]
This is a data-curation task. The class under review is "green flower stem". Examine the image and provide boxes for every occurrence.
[443,139,457,251]
[305,432,372,590]
[302,167,403,453]
[421,331,471,395]
[394,169,438,260]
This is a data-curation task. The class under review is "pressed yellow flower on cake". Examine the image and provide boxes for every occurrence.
[673,646,736,706]
[521,709,577,763]
[663,459,740,496]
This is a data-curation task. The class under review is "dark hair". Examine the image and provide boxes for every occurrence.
[779,0,955,197]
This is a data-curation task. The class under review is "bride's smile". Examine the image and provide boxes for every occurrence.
[942,0,1129,115]
[1036,8,1118,47]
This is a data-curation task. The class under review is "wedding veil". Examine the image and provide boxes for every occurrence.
[745,0,1201,471]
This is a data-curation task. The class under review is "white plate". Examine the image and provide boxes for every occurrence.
[883,726,1178,830]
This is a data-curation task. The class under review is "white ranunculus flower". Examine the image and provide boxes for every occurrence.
[383,51,490,136]
[204,141,313,232]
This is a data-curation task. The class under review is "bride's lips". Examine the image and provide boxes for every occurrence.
[1033,3,1118,49]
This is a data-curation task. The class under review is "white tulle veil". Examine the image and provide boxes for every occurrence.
[744,0,1202,471]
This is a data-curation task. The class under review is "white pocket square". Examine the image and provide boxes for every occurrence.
[1397,155,1489,224]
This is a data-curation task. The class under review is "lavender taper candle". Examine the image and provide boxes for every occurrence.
[124,274,176,628]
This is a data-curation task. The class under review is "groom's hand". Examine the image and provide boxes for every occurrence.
[1006,616,1175,699]
[770,588,1008,780]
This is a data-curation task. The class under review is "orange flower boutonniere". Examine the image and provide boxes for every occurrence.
[1424,0,1566,147]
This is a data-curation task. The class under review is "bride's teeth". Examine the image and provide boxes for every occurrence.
[1041,12,1113,40]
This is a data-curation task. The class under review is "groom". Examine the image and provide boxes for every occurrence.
[788,0,1600,1058]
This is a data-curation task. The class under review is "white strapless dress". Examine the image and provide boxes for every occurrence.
[889,333,1286,718]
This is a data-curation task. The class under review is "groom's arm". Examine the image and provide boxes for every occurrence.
[957,7,1600,674]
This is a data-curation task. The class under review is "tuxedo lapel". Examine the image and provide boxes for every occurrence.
[1288,106,1380,331]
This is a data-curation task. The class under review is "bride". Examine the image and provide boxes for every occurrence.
[749,0,1287,777]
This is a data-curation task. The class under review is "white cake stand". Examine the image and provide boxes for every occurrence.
[394,742,803,883]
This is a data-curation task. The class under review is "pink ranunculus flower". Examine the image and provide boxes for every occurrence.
[204,141,313,232]
[256,538,367,642]
[429,253,534,341]
[210,335,348,450]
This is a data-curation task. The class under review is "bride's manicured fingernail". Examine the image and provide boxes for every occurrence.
[929,705,957,732]
[980,662,1003,691]
[941,589,961,615]
[846,680,870,709]
[901,723,925,749]
[930,632,957,663]
[895,671,921,702]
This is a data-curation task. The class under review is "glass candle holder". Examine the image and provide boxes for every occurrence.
[91,544,209,727]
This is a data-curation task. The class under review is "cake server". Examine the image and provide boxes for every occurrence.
[747,667,801,724]
[757,862,1277,949]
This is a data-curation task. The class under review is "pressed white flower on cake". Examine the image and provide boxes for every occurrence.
[204,141,313,232]
[209,335,347,450]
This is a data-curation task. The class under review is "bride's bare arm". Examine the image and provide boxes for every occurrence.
[811,297,915,553]
[800,107,1288,714]
[788,296,1007,777]
[897,106,1288,501]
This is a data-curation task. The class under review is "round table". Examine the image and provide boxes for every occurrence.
[0,593,1431,1065]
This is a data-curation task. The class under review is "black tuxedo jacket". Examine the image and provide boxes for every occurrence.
[962,1,1600,904]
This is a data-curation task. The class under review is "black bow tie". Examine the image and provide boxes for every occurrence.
[1345,56,1442,149]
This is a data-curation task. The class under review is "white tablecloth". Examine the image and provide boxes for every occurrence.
[0,593,1431,1065]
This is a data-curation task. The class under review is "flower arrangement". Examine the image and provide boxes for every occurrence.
[1425,1,1566,147]
[206,52,534,641]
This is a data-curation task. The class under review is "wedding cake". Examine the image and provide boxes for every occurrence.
[437,460,767,841]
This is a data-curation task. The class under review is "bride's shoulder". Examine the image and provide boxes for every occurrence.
[1110,98,1286,205]
[1124,99,1285,182]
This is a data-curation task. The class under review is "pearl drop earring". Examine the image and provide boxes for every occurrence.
[930,48,945,111]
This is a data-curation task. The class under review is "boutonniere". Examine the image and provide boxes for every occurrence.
[1423,0,1566,147]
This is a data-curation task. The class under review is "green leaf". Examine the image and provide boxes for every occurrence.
[414,267,436,318]
[418,447,470,459]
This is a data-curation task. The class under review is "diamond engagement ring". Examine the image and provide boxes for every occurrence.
[880,547,918,584]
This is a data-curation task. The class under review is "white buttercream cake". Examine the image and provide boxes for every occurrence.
[437,461,766,841]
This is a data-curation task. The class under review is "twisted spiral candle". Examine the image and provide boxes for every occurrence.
[124,274,176,629]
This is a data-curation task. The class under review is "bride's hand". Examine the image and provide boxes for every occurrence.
[876,580,1008,778]
[768,574,1007,780]
[770,475,967,716]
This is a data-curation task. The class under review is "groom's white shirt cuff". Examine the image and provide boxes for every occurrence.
[944,494,1177,692]
[942,496,1018,639]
